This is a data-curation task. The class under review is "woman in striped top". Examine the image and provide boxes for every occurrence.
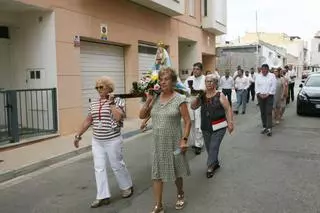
[73,76,133,208]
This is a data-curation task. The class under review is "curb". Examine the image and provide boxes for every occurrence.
[0,126,152,184]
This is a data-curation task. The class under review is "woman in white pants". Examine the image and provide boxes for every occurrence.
[73,76,133,208]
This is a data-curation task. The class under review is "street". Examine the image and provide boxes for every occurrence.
[1,100,320,213]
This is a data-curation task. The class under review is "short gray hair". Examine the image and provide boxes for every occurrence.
[206,74,219,85]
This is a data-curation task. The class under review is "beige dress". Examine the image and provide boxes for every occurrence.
[150,94,191,182]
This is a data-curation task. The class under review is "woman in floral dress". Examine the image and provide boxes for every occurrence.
[139,67,191,213]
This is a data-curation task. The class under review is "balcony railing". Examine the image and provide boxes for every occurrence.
[0,88,58,145]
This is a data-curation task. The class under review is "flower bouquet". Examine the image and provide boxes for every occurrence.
[131,71,161,101]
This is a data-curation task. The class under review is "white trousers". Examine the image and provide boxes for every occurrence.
[92,135,133,199]
[190,120,204,148]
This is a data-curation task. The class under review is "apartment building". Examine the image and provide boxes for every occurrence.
[0,0,227,142]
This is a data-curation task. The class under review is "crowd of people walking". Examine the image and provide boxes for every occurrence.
[71,62,296,212]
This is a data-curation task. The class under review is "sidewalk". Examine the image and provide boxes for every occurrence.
[0,118,149,183]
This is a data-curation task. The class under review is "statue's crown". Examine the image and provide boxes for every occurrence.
[157,41,165,48]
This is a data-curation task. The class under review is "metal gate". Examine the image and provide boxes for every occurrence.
[0,88,58,144]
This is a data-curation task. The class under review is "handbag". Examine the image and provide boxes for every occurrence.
[211,117,228,131]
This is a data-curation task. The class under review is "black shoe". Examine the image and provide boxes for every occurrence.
[194,147,202,155]
[233,111,239,115]
[206,164,220,178]
[266,129,272,137]
[242,111,246,114]
[260,128,267,134]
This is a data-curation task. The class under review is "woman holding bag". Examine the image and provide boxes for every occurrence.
[191,75,234,178]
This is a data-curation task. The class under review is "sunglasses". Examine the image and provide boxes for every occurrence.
[95,86,105,90]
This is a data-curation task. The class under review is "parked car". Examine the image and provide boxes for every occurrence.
[297,73,320,115]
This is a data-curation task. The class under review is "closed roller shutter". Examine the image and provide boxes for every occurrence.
[80,41,125,116]
[138,44,157,79]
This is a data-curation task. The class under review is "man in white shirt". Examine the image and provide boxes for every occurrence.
[286,65,296,104]
[255,64,277,136]
[234,69,250,114]
[246,68,256,103]
[220,70,234,105]
[184,62,205,155]
[212,68,221,79]
[233,65,241,79]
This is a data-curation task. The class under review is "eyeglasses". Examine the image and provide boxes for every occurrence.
[205,80,214,83]
[95,86,105,90]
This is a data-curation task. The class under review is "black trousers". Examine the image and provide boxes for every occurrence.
[286,83,295,104]
[258,95,274,129]
[222,88,232,106]
[247,83,255,103]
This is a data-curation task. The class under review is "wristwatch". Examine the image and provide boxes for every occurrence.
[182,137,188,141]
[75,135,82,140]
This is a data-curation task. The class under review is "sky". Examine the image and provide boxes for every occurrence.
[226,0,320,41]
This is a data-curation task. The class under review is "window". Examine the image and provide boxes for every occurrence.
[201,0,208,17]
[189,0,195,17]
[318,43,320,52]
[29,70,41,79]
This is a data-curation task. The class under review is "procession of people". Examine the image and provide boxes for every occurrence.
[72,42,296,212]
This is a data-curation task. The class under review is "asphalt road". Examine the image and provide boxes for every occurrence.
[1,99,320,213]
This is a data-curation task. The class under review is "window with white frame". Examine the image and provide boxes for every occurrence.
[189,0,195,17]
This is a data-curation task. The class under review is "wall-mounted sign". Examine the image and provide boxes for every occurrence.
[74,35,80,47]
[100,24,108,41]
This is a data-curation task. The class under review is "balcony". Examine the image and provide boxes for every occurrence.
[129,0,185,16]
[201,0,227,35]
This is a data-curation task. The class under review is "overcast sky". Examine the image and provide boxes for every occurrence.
[226,0,320,41]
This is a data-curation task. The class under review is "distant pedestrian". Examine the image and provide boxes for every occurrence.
[213,68,221,79]
[280,69,289,119]
[219,70,234,105]
[255,64,277,136]
[73,76,133,208]
[191,75,234,178]
[247,68,256,103]
[234,69,250,114]
[286,65,297,104]
[233,65,241,79]
[273,68,286,124]
[139,67,191,212]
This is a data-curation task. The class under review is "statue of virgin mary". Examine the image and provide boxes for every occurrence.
[152,41,188,93]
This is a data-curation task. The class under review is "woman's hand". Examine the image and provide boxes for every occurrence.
[140,121,148,132]
[73,137,81,148]
[145,92,154,104]
[179,139,189,154]
[227,122,234,134]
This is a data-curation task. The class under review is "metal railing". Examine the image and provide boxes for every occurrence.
[0,88,58,144]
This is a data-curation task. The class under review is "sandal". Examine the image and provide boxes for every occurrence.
[151,204,164,213]
[175,193,185,210]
